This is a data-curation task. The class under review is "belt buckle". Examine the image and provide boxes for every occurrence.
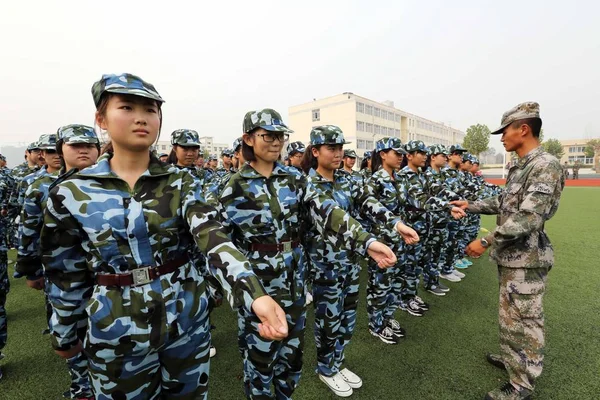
[282,241,292,253]
[131,266,152,286]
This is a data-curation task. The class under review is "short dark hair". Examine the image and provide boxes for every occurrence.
[511,118,542,138]
[241,136,257,162]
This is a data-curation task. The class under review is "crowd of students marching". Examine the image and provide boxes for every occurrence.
[0,73,502,399]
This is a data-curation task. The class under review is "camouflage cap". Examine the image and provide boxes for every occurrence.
[208,154,218,161]
[428,144,448,156]
[375,137,407,154]
[221,148,234,157]
[232,137,243,152]
[343,149,358,158]
[243,109,293,133]
[449,144,468,154]
[309,125,351,145]
[91,73,164,108]
[491,101,541,135]
[405,140,429,154]
[462,153,474,163]
[171,129,201,147]
[57,124,99,144]
[38,134,58,150]
[363,151,372,159]
[0,154,6,161]
[159,153,168,158]
[472,156,480,164]
[27,142,40,151]
[286,141,306,155]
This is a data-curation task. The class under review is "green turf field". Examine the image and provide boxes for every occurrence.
[1,187,599,399]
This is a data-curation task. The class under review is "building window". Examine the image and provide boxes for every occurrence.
[374,108,381,118]
[569,146,585,153]
[374,125,381,135]
[357,139,366,149]
[356,102,365,113]
[395,114,401,123]
[356,121,365,131]
[312,109,320,122]
[366,140,373,149]
[381,110,387,120]
[381,126,388,136]
[366,123,373,133]
[389,112,395,121]
[365,105,373,115]
[395,129,401,137]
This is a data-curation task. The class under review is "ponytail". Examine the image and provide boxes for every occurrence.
[300,144,320,174]
[166,147,178,165]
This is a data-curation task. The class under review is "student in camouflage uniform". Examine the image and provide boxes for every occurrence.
[18,125,99,398]
[453,102,564,400]
[41,73,287,400]
[215,148,235,180]
[219,109,397,399]
[359,151,372,181]
[232,137,243,170]
[286,141,306,174]
[0,156,14,254]
[458,153,482,257]
[301,125,418,396]
[341,149,363,186]
[399,140,465,315]
[0,159,11,379]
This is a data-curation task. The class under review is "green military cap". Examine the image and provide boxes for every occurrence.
[343,149,358,158]
[491,101,541,135]
[405,140,429,154]
[309,125,350,145]
[37,134,58,150]
[57,124,99,144]
[243,109,293,133]
[92,73,164,108]
[171,129,201,147]
[375,137,407,154]
[27,142,40,151]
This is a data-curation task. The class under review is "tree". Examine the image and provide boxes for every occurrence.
[584,139,600,172]
[462,123,490,158]
[541,138,564,159]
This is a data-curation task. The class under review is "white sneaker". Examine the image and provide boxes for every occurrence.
[440,273,461,282]
[209,346,216,358]
[305,292,313,306]
[339,368,363,389]
[319,373,353,397]
[452,270,466,279]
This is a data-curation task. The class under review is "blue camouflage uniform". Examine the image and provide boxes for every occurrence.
[0,165,11,361]
[219,111,378,399]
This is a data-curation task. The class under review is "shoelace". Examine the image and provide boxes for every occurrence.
[388,319,401,329]
[500,382,516,395]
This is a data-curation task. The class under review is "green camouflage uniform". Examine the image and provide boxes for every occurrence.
[467,102,565,396]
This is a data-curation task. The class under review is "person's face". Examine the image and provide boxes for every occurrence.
[450,152,463,165]
[41,149,61,170]
[471,163,480,173]
[159,155,168,163]
[367,158,372,169]
[0,160,5,167]
[195,157,204,167]
[208,159,218,169]
[460,161,473,171]
[345,156,356,169]
[96,94,160,153]
[408,151,427,168]
[175,145,199,167]
[432,153,447,168]
[222,155,232,168]
[62,143,99,170]
[244,129,287,164]
[381,150,403,170]
[27,150,41,165]
[501,123,526,152]
[313,144,343,171]
[289,152,304,168]
[232,152,240,168]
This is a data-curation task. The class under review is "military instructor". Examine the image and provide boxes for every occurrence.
[452,102,565,400]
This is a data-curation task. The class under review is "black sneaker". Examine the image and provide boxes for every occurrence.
[426,285,446,296]
[486,353,506,370]
[41,328,51,335]
[386,319,406,338]
[437,282,450,292]
[369,327,399,344]
[484,381,533,400]
[413,296,430,311]
[400,299,425,317]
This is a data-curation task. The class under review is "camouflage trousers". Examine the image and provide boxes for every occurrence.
[312,260,360,377]
[238,296,306,399]
[440,220,459,275]
[498,266,548,391]
[423,222,450,287]
[455,219,471,261]
[85,265,212,399]
[0,248,8,351]
[66,326,93,398]
[401,221,427,302]
[464,214,481,245]
[366,243,404,333]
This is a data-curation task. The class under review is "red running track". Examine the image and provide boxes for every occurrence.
[486,178,600,187]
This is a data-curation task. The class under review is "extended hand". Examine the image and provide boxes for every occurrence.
[451,207,467,219]
[55,340,83,359]
[26,277,45,290]
[450,200,469,210]
[251,295,289,341]
[465,240,487,258]
[367,241,397,269]
[396,222,420,245]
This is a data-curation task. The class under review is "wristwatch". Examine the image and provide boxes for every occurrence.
[480,238,490,248]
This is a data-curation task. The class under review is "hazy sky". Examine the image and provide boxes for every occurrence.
[1,0,599,154]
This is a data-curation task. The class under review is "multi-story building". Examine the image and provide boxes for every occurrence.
[154,136,229,157]
[288,92,465,162]
[559,138,596,166]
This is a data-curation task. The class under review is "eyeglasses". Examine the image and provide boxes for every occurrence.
[256,132,290,143]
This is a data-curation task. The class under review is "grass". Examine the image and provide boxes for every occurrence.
[1,187,599,399]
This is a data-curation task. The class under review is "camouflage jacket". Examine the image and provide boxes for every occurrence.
[305,168,401,265]
[41,153,267,350]
[365,168,408,244]
[8,164,40,216]
[16,169,60,279]
[218,162,376,282]
[0,168,14,210]
[341,169,364,187]
[467,147,564,269]
[214,167,236,181]
[424,167,461,225]
[359,168,372,181]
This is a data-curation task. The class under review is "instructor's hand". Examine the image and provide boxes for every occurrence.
[465,240,487,258]
[450,200,469,210]
[55,340,83,359]
[252,295,289,341]
[26,278,45,290]
[367,241,397,269]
